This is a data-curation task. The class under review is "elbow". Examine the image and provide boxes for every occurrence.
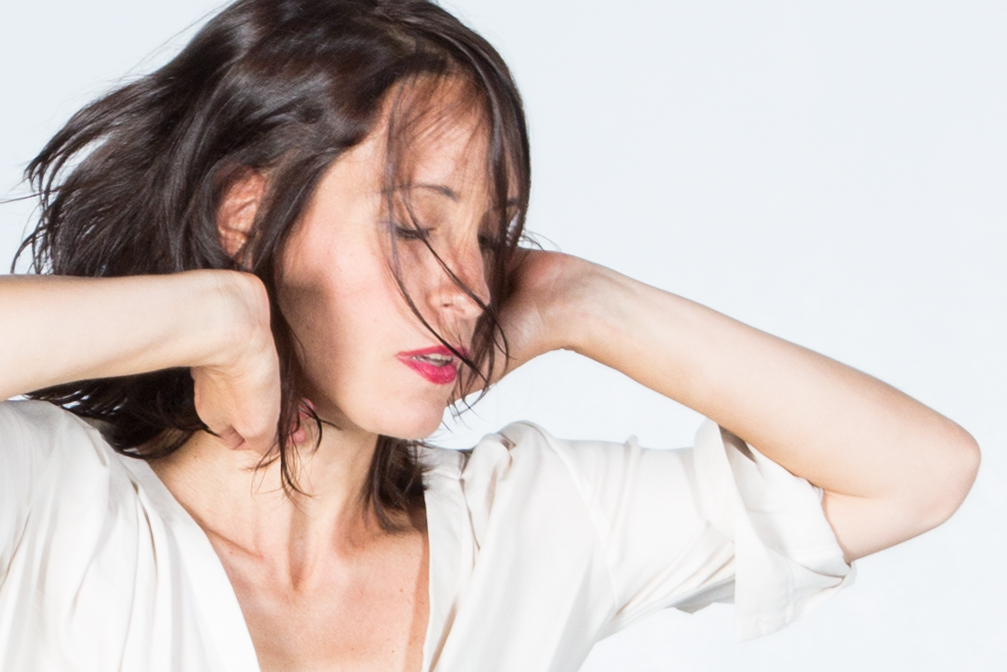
[917,423,980,531]
[828,423,979,562]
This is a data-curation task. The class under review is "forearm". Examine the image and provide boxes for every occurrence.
[554,259,979,560]
[0,271,266,401]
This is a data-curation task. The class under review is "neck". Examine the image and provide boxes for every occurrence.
[150,420,393,582]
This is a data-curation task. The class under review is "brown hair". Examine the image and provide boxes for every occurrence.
[16,0,530,528]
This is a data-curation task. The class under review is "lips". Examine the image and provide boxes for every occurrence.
[397,345,467,385]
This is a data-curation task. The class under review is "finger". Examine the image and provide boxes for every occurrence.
[214,425,246,452]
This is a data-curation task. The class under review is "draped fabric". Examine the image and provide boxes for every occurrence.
[0,401,852,672]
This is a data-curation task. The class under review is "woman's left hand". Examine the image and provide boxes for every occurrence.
[488,249,596,381]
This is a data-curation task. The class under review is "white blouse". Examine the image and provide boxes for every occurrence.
[0,400,853,672]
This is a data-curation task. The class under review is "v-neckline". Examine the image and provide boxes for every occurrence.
[118,445,466,672]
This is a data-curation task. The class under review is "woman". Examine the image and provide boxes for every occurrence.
[0,1,980,671]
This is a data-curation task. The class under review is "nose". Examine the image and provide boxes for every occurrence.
[429,242,491,323]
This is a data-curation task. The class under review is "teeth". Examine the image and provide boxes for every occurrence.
[414,354,454,366]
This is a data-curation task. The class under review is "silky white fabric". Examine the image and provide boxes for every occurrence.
[0,400,853,671]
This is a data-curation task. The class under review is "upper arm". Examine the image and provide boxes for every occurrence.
[529,421,854,639]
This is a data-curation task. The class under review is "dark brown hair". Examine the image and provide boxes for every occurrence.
[16,0,530,528]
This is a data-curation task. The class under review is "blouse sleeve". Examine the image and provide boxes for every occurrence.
[503,419,854,641]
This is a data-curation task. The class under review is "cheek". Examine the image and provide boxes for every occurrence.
[278,239,451,437]
[289,278,378,369]
[280,267,394,387]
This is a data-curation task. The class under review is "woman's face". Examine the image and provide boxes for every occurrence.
[277,110,495,440]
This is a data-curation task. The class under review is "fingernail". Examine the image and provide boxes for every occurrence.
[298,398,316,420]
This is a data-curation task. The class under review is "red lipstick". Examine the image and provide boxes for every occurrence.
[397,345,463,385]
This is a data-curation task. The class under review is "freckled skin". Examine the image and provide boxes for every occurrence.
[214,109,495,671]
[277,110,493,442]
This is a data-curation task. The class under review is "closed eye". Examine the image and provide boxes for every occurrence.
[392,222,431,242]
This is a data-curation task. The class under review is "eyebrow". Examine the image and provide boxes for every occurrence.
[397,182,460,201]
[386,183,522,209]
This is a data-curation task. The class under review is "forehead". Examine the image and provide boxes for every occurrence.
[386,83,493,201]
[309,77,513,217]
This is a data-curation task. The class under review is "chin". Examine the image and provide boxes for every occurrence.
[385,417,443,441]
[365,404,445,441]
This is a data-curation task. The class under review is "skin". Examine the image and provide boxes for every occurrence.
[151,107,497,671]
[0,98,980,671]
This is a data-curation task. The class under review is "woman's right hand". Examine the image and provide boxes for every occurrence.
[0,270,282,455]
[189,272,281,454]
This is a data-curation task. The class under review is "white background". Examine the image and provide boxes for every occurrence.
[1,1,1004,670]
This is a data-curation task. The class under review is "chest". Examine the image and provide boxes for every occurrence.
[215,531,430,672]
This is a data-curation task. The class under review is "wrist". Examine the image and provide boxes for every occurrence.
[539,255,626,356]
[186,270,271,371]
[558,261,667,369]
[558,259,612,350]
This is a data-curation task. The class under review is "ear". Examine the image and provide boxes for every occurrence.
[217,170,266,264]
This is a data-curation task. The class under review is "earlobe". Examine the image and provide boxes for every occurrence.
[217,170,266,264]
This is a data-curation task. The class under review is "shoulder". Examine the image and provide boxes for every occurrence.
[0,400,128,572]
[0,399,107,470]
[423,420,695,501]
[421,422,697,544]
[471,421,697,504]
[0,399,131,512]
[0,398,101,442]
[423,421,616,493]
[421,422,601,528]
